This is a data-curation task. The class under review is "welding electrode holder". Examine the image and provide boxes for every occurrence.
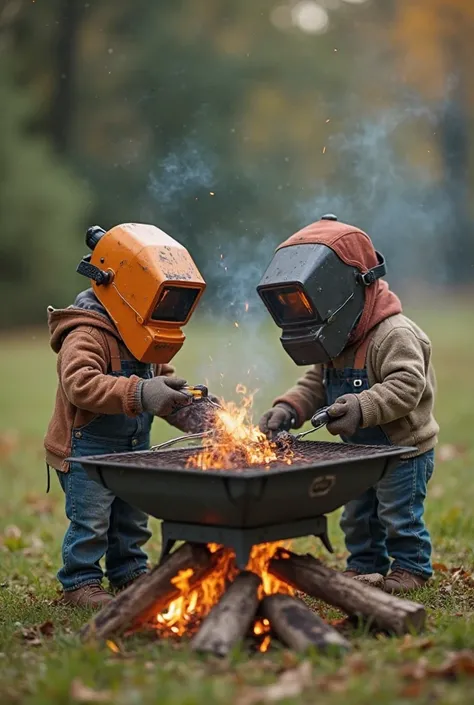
[310,407,331,430]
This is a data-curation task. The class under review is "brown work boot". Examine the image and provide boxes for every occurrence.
[384,568,428,594]
[63,583,114,608]
[343,569,361,578]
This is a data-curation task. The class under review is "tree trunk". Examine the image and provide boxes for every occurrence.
[50,0,81,152]
[80,543,214,642]
[261,594,351,653]
[191,571,261,657]
[269,551,426,635]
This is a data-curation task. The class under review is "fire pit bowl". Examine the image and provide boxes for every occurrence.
[74,440,412,567]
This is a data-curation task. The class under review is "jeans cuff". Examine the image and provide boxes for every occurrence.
[62,579,103,592]
[346,561,388,576]
[390,562,432,580]
[109,569,148,589]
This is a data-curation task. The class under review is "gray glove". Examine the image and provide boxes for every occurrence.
[167,394,221,434]
[326,394,362,437]
[140,376,193,417]
[259,403,297,437]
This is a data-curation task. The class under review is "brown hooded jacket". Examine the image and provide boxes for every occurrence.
[44,302,173,472]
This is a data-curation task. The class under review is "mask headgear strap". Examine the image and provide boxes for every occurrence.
[357,251,386,287]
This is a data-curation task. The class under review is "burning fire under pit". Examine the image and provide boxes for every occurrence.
[76,392,426,655]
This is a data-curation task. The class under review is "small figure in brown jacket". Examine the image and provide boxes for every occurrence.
[44,223,217,608]
[258,215,438,594]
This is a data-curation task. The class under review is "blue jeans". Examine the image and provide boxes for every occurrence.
[340,449,435,579]
[57,460,151,591]
[57,356,153,592]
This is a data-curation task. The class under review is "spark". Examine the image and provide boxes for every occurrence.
[322,146,326,154]
[210,192,215,196]
[325,119,331,123]
[234,322,239,328]
[244,302,249,312]
[106,640,120,654]
[209,355,213,362]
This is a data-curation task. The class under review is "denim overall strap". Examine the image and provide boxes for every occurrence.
[57,333,153,592]
[324,333,389,446]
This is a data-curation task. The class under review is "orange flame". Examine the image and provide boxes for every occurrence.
[253,618,271,652]
[156,542,294,639]
[187,385,293,471]
[156,389,295,643]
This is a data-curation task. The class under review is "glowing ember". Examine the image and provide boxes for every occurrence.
[106,639,120,654]
[253,618,272,653]
[186,385,293,471]
[155,542,294,641]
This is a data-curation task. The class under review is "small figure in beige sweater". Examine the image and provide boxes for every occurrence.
[258,215,438,594]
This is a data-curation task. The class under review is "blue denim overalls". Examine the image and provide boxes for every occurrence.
[324,339,434,579]
[57,333,153,592]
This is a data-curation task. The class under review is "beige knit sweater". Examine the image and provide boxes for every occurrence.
[274,314,439,458]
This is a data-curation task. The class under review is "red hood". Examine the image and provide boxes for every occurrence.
[277,219,402,348]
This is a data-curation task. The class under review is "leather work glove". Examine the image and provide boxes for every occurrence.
[259,403,297,438]
[166,394,221,434]
[326,394,362,437]
[140,376,193,417]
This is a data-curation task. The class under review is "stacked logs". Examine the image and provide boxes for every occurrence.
[80,543,426,656]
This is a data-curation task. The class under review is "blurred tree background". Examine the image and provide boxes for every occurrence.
[0,0,473,328]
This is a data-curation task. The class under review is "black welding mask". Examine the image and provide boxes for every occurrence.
[257,218,386,365]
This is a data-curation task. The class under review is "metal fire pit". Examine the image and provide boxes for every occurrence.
[75,440,412,568]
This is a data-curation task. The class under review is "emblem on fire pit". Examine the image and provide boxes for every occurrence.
[309,475,336,497]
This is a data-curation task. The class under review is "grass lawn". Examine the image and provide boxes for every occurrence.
[0,303,473,704]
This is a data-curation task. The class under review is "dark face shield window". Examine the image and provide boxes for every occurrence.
[151,286,200,323]
[260,285,316,325]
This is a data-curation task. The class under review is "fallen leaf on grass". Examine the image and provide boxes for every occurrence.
[236,661,312,705]
[434,651,474,677]
[20,620,54,646]
[451,566,473,585]
[432,562,448,572]
[70,679,112,703]
[400,680,425,697]
[317,655,368,694]
[401,650,474,681]
[398,635,434,652]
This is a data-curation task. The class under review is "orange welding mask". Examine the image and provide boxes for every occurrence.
[76,223,206,364]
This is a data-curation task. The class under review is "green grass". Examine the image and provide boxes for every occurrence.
[0,304,473,704]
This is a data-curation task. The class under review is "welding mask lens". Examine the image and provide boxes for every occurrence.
[260,285,316,325]
[151,286,200,323]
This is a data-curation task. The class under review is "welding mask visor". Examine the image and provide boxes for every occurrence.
[257,243,385,365]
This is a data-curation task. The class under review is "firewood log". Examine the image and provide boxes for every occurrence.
[80,543,214,642]
[261,593,351,652]
[269,550,426,635]
[191,571,261,657]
